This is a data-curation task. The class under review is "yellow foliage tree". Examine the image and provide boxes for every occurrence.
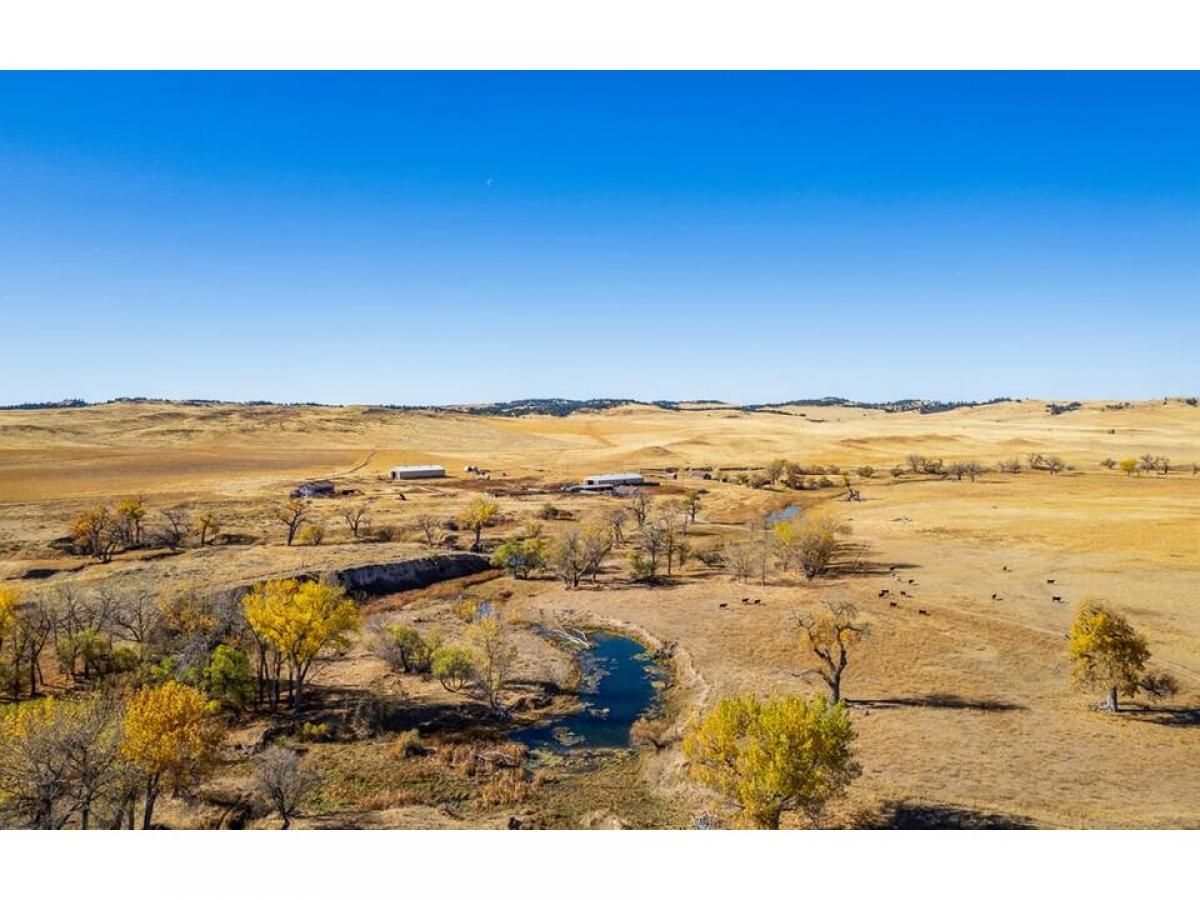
[466,615,517,712]
[796,600,869,704]
[458,498,500,551]
[243,579,359,712]
[683,693,860,829]
[0,585,17,643]
[1067,601,1151,712]
[122,682,225,829]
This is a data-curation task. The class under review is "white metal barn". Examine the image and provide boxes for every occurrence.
[390,465,446,480]
[583,472,645,487]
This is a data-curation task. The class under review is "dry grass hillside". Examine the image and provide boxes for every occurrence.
[1,397,1197,829]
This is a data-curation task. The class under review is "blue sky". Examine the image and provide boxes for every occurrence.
[1,72,1196,405]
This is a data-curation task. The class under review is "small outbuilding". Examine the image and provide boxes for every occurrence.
[390,464,446,480]
[291,480,335,498]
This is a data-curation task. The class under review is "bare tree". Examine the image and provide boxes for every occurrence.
[342,503,370,538]
[683,488,702,525]
[158,507,192,549]
[628,490,652,528]
[415,514,442,548]
[254,746,321,830]
[795,600,869,704]
[607,507,628,547]
[274,498,309,546]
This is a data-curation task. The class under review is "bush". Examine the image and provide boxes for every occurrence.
[297,722,332,742]
[297,524,325,546]
[392,728,425,758]
[855,466,874,478]
[202,644,255,712]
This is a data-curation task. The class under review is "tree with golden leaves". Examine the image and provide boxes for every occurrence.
[1066,601,1176,712]
[466,615,518,713]
[71,506,119,561]
[683,693,860,829]
[243,579,359,712]
[122,682,225,829]
[458,498,500,551]
[796,600,869,704]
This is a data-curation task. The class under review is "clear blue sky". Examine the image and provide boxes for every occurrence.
[1,72,1197,405]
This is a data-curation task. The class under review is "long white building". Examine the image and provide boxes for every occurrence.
[390,464,446,480]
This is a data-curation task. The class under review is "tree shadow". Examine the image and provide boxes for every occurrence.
[1119,705,1200,728]
[851,693,1026,712]
[873,801,1035,830]
[830,545,921,578]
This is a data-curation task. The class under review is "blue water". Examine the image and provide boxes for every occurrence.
[511,632,663,750]
[765,503,801,524]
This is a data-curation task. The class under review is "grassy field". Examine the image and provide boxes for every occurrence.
[1,397,1197,828]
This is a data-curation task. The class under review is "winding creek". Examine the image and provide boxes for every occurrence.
[511,632,665,750]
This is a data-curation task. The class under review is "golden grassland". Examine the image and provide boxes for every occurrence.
[0,398,1197,828]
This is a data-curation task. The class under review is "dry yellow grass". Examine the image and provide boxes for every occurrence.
[1,398,1197,827]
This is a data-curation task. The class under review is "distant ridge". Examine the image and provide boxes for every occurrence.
[3,395,1194,417]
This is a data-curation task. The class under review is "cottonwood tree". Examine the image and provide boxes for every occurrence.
[466,616,517,713]
[723,540,757,583]
[1067,602,1176,712]
[114,496,147,547]
[0,694,124,829]
[683,693,860,829]
[458,498,500,551]
[1119,457,1138,476]
[342,503,371,538]
[274,498,310,546]
[628,490,652,528]
[683,488,702,525]
[71,507,119,561]
[254,745,321,830]
[121,681,225,829]
[607,507,628,547]
[765,458,788,485]
[581,522,613,583]
[795,601,868,704]
[414,513,442,548]
[431,645,473,692]
[548,529,589,588]
[194,510,221,547]
[491,534,547,579]
[158,507,192,549]
[243,579,360,712]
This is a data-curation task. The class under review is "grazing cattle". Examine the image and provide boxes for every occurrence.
[991,593,998,600]
[879,589,890,597]
[1047,579,1056,584]
[1052,595,1063,603]
[741,598,750,604]
[908,579,916,585]
[900,590,908,597]
[889,601,899,608]
[1002,565,1009,572]
[754,599,762,605]
[918,609,930,616]
[719,603,728,609]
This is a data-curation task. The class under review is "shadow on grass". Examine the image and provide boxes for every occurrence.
[1119,705,1200,728]
[851,693,1026,712]
[874,801,1036,830]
